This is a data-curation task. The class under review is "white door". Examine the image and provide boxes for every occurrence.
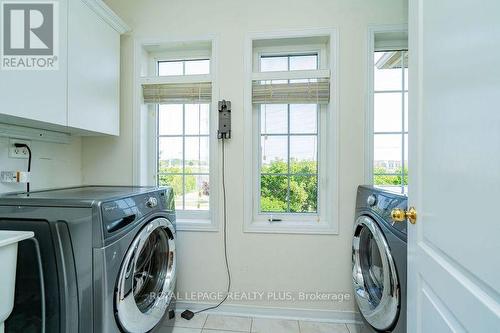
[408,0,500,332]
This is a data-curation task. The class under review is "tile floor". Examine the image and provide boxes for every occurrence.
[158,313,364,333]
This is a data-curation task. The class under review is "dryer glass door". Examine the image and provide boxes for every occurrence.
[352,216,400,331]
[115,218,176,333]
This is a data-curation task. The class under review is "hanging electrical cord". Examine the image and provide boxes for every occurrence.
[14,143,32,195]
[181,137,231,320]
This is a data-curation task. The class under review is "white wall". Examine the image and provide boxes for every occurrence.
[87,0,407,317]
[0,137,82,194]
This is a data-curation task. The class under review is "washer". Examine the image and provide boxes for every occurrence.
[0,186,177,333]
[352,185,407,333]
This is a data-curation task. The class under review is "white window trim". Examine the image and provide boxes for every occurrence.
[364,25,408,188]
[243,29,339,235]
[133,36,220,232]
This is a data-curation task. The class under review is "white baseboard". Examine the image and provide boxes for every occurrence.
[176,301,363,324]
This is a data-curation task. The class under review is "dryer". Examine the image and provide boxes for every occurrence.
[352,186,407,333]
[0,186,177,333]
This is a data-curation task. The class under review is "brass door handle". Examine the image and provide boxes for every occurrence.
[391,207,417,224]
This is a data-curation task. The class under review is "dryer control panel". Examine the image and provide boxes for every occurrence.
[356,185,408,237]
[101,189,174,241]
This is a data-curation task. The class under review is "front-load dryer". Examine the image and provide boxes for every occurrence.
[352,186,407,333]
[0,186,177,333]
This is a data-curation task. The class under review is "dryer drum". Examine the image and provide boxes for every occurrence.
[352,216,400,331]
[115,217,177,333]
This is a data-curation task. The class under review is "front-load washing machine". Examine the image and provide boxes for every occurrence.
[0,186,177,333]
[352,186,407,333]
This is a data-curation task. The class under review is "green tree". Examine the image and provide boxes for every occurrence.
[260,196,287,212]
[260,160,317,213]
[158,166,197,196]
[373,167,408,186]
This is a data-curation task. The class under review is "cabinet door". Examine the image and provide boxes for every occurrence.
[67,0,120,135]
[0,0,68,126]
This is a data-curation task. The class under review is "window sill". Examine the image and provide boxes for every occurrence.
[244,220,338,235]
[176,218,218,232]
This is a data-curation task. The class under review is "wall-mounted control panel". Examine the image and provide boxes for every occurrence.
[217,100,231,139]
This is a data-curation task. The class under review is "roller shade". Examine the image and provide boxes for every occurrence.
[142,82,212,104]
[252,78,330,104]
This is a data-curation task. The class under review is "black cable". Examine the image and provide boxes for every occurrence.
[181,138,231,319]
[194,137,231,314]
[26,146,32,172]
[26,145,31,194]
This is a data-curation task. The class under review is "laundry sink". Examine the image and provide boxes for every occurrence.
[0,230,34,333]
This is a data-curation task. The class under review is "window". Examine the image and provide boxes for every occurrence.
[259,54,319,214]
[158,59,210,76]
[138,40,216,231]
[245,32,338,234]
[152,57,213,222]
[260,54,318,72]
[157,103,210,212]
[372,50,408,193]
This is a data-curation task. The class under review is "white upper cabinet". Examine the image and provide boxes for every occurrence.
[0,0,129,136]
[0,0,68,126]
[68,0,121,135]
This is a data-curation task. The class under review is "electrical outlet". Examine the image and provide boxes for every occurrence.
[9,139,31,159]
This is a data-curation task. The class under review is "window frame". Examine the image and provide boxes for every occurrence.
[244,30,339,234]
[365,25,409,194]
[138,38,219,232]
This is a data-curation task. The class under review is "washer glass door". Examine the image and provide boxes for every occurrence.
[116,218,176,333]
[352,216,400,331]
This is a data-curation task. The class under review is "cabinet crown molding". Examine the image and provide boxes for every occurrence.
[82,0,131,34]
